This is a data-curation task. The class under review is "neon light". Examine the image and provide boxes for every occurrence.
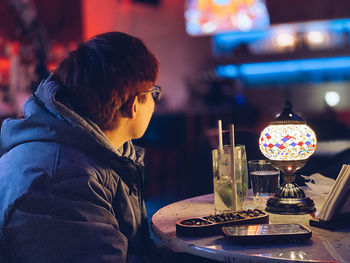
[215,56,350,81]
[215,65,238,78]
[241,57,350,76]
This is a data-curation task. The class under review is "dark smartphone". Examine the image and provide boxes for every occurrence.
[222,223,312,244]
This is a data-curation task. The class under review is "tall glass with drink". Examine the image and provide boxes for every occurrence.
[233,145,248,211]
[248,160,280,207]
[213,145,248,214]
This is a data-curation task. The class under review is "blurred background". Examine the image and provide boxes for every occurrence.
[1,0,350,211]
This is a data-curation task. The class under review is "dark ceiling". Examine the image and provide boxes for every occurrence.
[266,0,350,24]
[0,0,82,43]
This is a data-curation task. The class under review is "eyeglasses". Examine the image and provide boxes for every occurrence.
[118,85,162,111]
[138,85,162,102]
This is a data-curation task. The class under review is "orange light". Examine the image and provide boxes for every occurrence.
[0,58,10,71]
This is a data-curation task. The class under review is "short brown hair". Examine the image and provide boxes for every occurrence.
[53,32,159,130]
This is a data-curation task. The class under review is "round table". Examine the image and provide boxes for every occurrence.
[151,193,349,263]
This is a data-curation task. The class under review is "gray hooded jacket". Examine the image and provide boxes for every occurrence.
[0,78,150,262]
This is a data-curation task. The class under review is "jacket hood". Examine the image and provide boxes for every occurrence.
[1,76,144,165]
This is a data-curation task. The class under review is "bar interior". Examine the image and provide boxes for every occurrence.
[0,0,349,262]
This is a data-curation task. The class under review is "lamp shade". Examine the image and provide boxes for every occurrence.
[259,100,317,215]
[259,124,317,161]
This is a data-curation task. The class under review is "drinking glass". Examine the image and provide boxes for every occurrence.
[248,160,280,207]
[212,145,248,214]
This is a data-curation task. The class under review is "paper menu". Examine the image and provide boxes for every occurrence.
[318,164,350,221]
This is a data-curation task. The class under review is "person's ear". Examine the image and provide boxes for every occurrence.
[131,96,138,119]
[122,96,138,119]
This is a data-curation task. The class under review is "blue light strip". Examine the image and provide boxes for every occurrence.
[215,65,239,78]
[215,56,350,81]
[214,30,269,43]
[240,56,350,76]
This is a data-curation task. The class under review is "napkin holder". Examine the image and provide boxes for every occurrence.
[309,165,350,230]
[309,213,350,230]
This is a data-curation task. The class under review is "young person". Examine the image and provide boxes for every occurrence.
[0,31,160,262]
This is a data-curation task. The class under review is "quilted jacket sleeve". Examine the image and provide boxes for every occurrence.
[1,173,131,263]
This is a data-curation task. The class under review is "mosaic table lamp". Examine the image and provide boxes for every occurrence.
[259,100,317,214]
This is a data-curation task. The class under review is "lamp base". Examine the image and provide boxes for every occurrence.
[266,196,315,214]
[265,182,315,215]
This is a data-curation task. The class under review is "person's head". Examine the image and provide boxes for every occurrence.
[52,32,159,135]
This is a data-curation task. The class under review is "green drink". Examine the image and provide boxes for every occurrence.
[213,145,248,214]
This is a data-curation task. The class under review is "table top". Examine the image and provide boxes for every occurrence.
[151,192,350,263]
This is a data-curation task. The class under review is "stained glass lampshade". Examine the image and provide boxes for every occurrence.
[259,124,317,161]
[259,100,317,214]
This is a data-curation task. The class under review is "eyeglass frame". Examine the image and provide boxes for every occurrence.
[117,85,162,111]
[138,85,161,102]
